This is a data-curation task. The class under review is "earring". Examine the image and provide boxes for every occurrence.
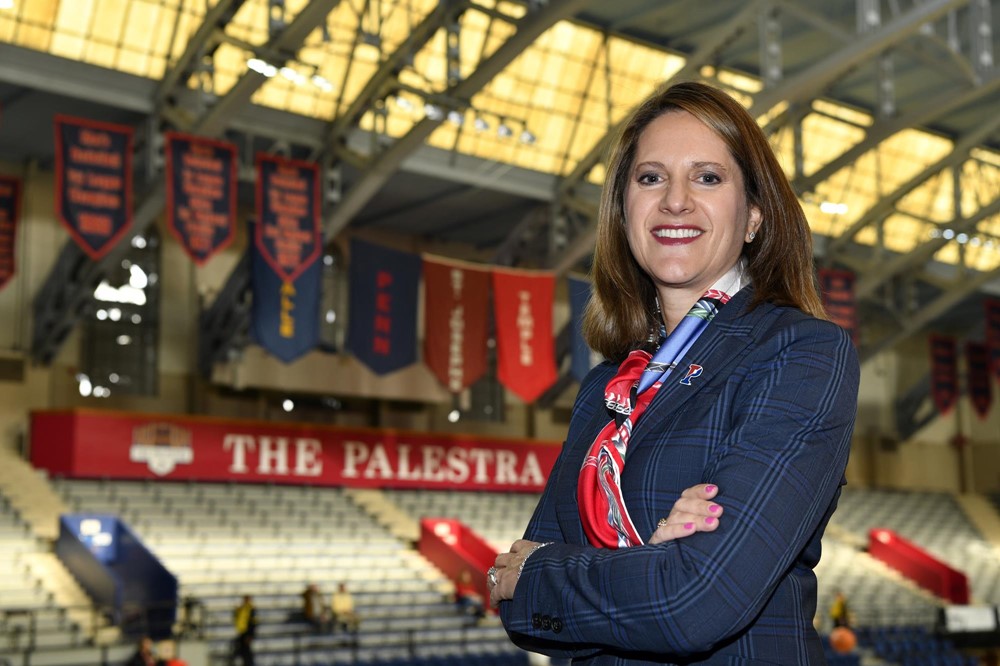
[747,231,756,242]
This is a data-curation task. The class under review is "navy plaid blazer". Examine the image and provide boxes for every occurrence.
[500,286,860,665]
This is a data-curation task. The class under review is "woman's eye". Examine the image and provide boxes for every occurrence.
[698,173,722,184]
[637,173,661,185]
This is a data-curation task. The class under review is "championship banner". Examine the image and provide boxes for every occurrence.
[422,256,490,392]
[930,335,959,416]
[250,225,321,363]
[491,267,558,403]
[254,154,322,283]
[30,409,560,493]
[0,176,20,292]
[966,342,991,419]
[985,299,1000,381]
[567,275,593,383]
[54,115,133,260]
[165,132,238,265]
[345,239,422,375]
[818,268,858,345]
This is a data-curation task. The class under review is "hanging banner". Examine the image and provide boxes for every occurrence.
[165,132,238,265]
[251,235,321,364]
[254,153,321,282]
[567,275,594,383]
[30,409,561,493]
[345,239,421,375]
[817,268,858,345]
[0,176,20,292]
[966,342,991,419]
[54,115,133,260]
[930,335,959,416]
[422,256,490,392]
[492,267,558,403]
[985,299,1000,382]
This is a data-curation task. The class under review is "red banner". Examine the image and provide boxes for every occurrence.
[54,115,133,260]
[966,342,991,419]
[985,299,1000,382]
[930,335,958,415]
[817,268,858,345]
[165,132,238,265]
[491,268,558,403]
[254,154,321,282]
[423,256,490,393]
[30,410,559,493]
[0,176,20,291]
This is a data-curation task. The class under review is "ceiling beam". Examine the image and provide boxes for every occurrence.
[793,77,1000,195]
[749,0,969,120]
[859,264,1000,363]
[826,111,1000,258]
[856,195,1000,301]
[322,0,596,244]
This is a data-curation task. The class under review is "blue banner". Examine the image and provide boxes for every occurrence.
[568,275,594,383]
[251,224,321,364]
[346,239,421,375]
[54,115,133,260]
[255,154,321,282]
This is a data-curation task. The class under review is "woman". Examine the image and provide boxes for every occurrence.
[487,81,859,664]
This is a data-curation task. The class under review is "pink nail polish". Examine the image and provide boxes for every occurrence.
[683,522,694,530]
[709,504,720,513]
[704,517,715,525]
[705,485,716,494]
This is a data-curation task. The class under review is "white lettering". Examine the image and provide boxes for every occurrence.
[342,441,369,478]
[223,434,256,474]
[495,449,518,485]
[519,452,544,486]
[365,444,393,479]
[397,444,420,480]
[467,448,494,484]
[293,438,322,477]
[446,447,469,484]
[516,290,534,366]
[421,446,446,482]
[257,436,290,475]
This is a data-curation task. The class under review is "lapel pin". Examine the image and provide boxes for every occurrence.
[679,364,703,386]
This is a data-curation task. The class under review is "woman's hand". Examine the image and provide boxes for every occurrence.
[487,539,543,607]
[648,484,722,545]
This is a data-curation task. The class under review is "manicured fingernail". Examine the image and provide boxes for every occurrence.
[709,504,720,513]
[704,517,715,525]
[683,522,694,530]
[705,485,716,494]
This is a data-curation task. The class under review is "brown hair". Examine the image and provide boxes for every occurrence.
[582,81,824,361]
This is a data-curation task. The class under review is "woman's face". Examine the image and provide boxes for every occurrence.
[624,110,760,307]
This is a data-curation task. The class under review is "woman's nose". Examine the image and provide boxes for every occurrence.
[659,179,692,214]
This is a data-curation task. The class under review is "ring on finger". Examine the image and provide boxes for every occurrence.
[487,566,498,587]
[657,517,669,528]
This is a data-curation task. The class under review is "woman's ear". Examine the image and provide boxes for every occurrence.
[746,205,763,242]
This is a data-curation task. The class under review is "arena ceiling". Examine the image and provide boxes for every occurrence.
[0,0,998,369]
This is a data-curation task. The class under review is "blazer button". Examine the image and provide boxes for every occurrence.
[551,617,563,634]
[541,615,552,631]
[531,613,542,629]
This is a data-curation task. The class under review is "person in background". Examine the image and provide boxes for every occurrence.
[830,590,852,628]
[125,636,162,666]
[302,582,329,632]
[454,569,486,622]
[330,582,360,634]
[487,81,859,664]
[232,595,256,666]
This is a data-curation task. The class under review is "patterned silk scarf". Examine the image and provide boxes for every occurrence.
[577,266,746,549]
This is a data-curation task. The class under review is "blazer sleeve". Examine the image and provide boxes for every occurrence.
[500,317,860,658]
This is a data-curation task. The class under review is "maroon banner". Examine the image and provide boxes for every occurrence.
[29,410,559,493]
[817,268,858,345]
[491,267,558,403]
[985,299,1000,382]
[54,115,133,260]
[966,342,991,419]
[254,154,321,282]
[930,335,958,415]
[165,132,237,265]
[423,256,490,393]
[0,176,20,291]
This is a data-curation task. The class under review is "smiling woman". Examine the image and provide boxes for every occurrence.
[487,81,860,665]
